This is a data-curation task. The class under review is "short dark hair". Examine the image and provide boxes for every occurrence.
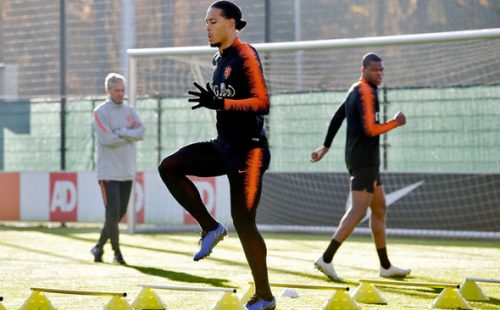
[210,1,247,30]
[362,53,382,67]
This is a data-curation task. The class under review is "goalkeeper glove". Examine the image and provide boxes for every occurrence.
[188,82,224,110]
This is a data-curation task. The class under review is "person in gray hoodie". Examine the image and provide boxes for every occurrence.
[90,72,145,265]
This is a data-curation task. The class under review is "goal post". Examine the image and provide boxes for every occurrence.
[126,29,500,238]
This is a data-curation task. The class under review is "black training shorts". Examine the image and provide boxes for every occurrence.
[348,166,382,193]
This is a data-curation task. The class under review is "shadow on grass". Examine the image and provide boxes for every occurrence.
[0,239,232,288]
[481,296,500,307]
[4,223,499,292]
[0,223,197,257]
[0,240,92,264]
[0,224,400,285]
[125,264,232,288]
[262,231,500,249]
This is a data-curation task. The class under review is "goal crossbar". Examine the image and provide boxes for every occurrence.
[128,28,500,58]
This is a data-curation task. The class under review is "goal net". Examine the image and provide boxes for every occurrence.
[127,29,500,239]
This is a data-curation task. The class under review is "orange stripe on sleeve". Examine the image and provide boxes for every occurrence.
[224,41,269,113]
[94,111,109,133]
[358,79,398,137]
[244,148,264,210]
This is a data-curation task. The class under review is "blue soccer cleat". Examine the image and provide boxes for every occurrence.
[193,222,228,261]
[113,252,127,265]
[245,295,276,310]
[90,245,103,263]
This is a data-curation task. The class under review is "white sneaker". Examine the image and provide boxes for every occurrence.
[380,265,411,278]
[314,256,341,281]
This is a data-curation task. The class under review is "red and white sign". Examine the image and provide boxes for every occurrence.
[184,176,217,224]
[49,172,78,222]
[3,171,231,225]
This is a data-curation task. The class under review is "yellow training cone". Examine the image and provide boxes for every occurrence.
[351,282,387,304]
[103,295,132,310]
[459,279,489,301]
[322,289,360,310]
[0,296,6,310]
[239,283,254,304]
[19,291,56,310]
[131,287,166,310]
[430,287,471,309]
[211,292,246,310]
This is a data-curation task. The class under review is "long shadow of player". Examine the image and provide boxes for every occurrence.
[124,264,232,288]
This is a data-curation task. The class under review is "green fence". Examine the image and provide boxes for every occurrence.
[1,85,499,173]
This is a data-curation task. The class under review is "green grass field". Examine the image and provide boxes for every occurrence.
[0,222,499,309]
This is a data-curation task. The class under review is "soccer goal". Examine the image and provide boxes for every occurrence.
[127,29,500,239]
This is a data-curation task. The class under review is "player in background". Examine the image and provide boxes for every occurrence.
[310,53,411,280]
[157,1,275,309]
[91,73,145,265]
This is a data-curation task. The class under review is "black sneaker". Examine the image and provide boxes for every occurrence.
[113,253,127,265]
[90,245,103,262]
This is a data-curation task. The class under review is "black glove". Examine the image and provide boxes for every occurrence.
[188,82,224,110]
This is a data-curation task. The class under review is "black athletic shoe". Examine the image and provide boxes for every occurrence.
[113,253,127,265]
[90,245,103,262]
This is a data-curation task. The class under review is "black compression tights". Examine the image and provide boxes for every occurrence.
[158,141,273,300]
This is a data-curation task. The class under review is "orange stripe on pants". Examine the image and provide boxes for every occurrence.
[244,148,264,210]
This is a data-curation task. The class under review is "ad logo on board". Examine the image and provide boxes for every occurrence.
[184,177,216,224]
[49,172,78,222]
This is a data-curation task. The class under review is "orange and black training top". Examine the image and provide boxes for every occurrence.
[212,38,270,142]
[323,77,398,169]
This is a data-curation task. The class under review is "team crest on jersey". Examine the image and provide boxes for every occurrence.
[223,66,232,80]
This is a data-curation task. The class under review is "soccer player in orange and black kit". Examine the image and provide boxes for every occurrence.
[157,1,275,309]
[310,53,411,281]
